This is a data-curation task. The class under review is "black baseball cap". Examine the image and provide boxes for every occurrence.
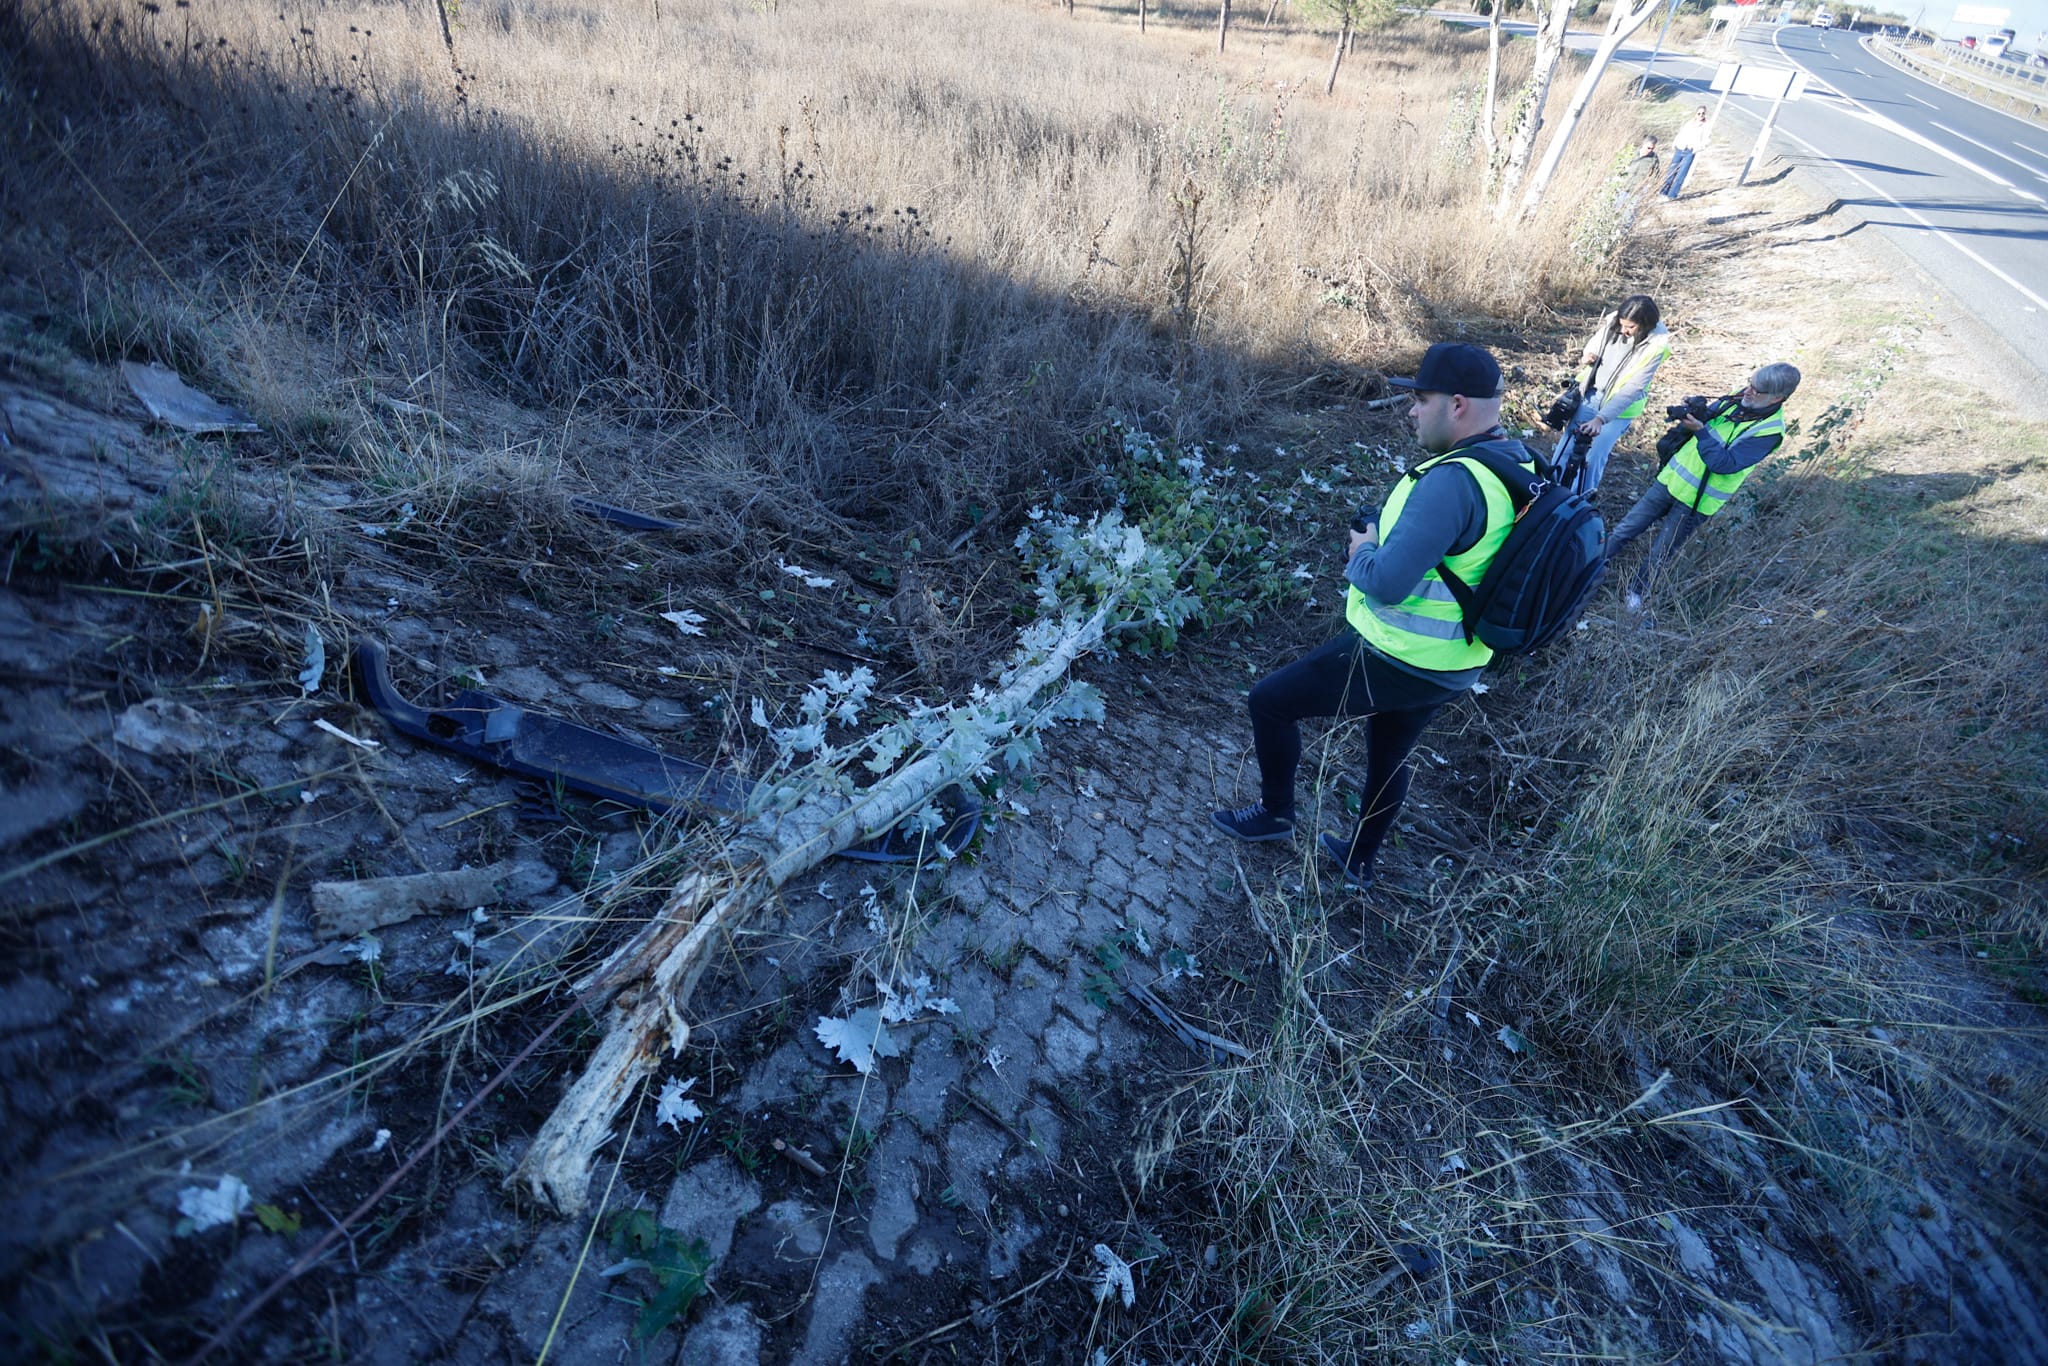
[1385,342,1503,399]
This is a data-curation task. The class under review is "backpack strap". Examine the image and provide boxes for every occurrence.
[1402,441,1541,643]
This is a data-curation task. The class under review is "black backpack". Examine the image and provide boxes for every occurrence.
[1416,440,1607,655]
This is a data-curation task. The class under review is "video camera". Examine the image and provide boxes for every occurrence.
[1540,381,1584,432]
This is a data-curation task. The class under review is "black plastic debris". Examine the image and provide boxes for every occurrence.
[351,641,976,863]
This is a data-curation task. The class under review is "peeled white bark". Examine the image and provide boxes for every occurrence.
[1493,0,1576,218]
[1517,0,1666,219]
[512,603,1114,1213]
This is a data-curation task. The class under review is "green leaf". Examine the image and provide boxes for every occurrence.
[632,1239,713,1343]
[253,1203,301,1235]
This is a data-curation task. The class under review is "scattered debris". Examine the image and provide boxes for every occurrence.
[309,859,556,939]
[569,495,685,532]
[1125,979,1249,1064]
[120,360,261,434]
[113,697,214,755]
[659,609,708,637]
[352,639,978,861]
[311,718,380,750]
[175,1175,252,1235]
[297,624,325,695]
[1092,1243,1136,1307]
[772,1138,829,1178]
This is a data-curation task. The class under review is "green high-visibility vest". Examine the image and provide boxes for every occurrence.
[1345,444,1527,673]
[1656,405,1785,516]
[1604,334,1672,420]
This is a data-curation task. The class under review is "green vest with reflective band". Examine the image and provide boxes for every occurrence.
[1344,446,1526,673]
[1656,404,1785,516]
[1604,334,1671,419]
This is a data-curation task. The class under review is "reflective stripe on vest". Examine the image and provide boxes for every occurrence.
[1655,407,1784,516]
[1344,446,1526,672]
[1606,335,1672,420]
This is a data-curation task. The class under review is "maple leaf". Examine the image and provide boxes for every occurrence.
[813,1008,903,1075]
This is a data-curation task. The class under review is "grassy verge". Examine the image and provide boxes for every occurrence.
[1130,304,2048,1360]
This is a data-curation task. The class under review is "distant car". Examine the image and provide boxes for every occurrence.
[1811,7,1833,28]
[1984,28,2014,56]
[1960,35,1978,48]
[2033,50,2048,68]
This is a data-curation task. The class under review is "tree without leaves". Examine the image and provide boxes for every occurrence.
[1481,0,1506,162]
[1492,0,1575,217]
[1219,0,1232,52]
[1517,0,1667,218]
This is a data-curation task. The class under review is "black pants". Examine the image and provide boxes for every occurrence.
[1247,632,1458,872]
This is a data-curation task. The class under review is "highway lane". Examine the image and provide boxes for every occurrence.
[1428,11,2048,391]
[1631,24,2048,390]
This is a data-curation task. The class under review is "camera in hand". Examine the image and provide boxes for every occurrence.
[1654,394,1726,463]
[1540,382,1583,432]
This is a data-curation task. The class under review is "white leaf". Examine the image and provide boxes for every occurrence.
[1440,1152,1469,1174]
[1463,1010,1481,1028]
[779,559,836,589]
[297,624,325,695]
[176,1175,251,1233]
[1470,682,1489,695]
[750,697,770,729]
[660,609,708,637]
[814,1008,903,1075]
[1496,1025,1531,1055]
[340,935,382,964]
[656,1076,704,1130]
[1092,1243,1137,1307]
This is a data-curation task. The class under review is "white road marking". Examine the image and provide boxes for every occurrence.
[2017,140,2048,162]
[1768,120,2048,313]
[1905,91,1939,109]
[1932,122,2048,182]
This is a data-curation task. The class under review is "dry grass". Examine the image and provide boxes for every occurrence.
[4,0,1645,550]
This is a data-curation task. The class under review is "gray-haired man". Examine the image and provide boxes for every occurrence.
[1604,362,1801,611]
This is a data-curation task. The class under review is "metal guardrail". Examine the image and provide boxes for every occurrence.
[1876,37,2048,126]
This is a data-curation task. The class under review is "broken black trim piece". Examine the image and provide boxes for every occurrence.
[568,496,687,532]
[350,641,976,863]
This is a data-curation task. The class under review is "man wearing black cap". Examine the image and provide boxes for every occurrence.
[1212,342,1536,891]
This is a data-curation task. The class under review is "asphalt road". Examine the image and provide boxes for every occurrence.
[1657,24,2048,390]
[1432,12,2048,397]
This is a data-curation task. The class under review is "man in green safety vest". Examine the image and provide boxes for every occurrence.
[1211,342,1536,892]
[1604,361,1801,612]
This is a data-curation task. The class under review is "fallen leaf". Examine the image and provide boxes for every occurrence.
[814,1008,902,1075]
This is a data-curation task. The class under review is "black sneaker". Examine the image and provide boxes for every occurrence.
[1212,803,1295,843]
[1318,832,1376,892]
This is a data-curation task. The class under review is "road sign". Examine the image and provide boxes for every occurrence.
[1712,61,1813,99]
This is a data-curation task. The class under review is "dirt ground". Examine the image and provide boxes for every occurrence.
[5,130,2047,1364]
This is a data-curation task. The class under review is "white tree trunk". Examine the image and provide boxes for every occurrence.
[1482,0,1505,162]
[1493,0,1576,218]
[511,604,1115,1213]
[1517,0,1665,219]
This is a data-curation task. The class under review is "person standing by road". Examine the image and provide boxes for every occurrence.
[1211,343,1535,891]
[1604,361,1801,611]
[1555,295,1671,497]
[1662,106,1710,199]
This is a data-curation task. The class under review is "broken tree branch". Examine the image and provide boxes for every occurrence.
[512,601,1116,1212]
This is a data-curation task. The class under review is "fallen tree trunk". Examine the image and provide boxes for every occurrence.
[512,603,1115,1212]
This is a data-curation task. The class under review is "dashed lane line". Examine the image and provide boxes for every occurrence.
[1932,121,2048,183]
[1765,117,2048,313]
